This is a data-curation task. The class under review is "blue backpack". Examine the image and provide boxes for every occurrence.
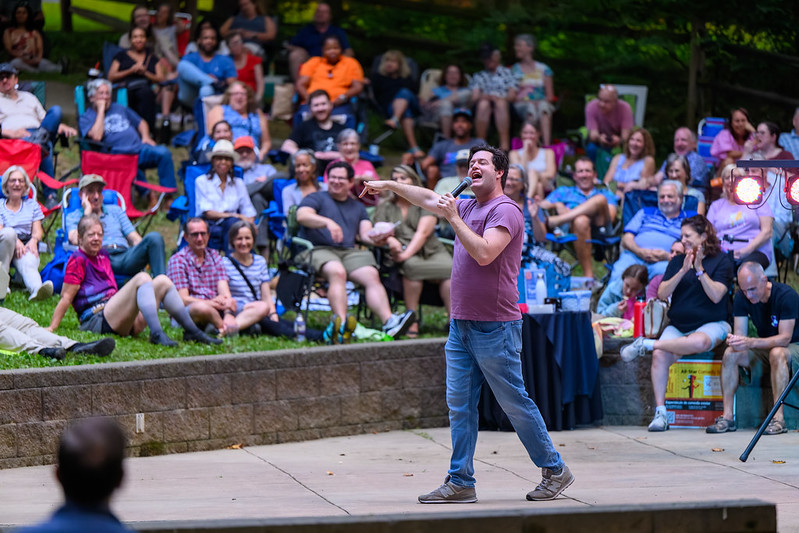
[40,229,74,294]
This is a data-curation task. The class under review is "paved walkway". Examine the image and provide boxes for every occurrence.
[0,426,797,530]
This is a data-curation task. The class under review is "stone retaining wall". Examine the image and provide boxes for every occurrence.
[0,339,448,469]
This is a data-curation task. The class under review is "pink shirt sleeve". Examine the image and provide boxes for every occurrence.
[619,100,634,130]
[710,129,735,160]
[584,99,599,131]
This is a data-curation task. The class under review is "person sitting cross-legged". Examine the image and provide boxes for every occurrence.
[706,262,799,436]
[621,215,734,432]
[50,214,220,347]
[66,174,166,277]
[296,161,416,340]
[539,156,617,278]
[167,217,261,338]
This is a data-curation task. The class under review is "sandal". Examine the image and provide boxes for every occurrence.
[385,116,400,129]
[764,419,787,435]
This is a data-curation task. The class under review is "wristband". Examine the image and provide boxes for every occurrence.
[695,270,704,278]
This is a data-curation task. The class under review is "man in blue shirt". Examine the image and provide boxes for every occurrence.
[608,180,690,283]
[79,79,176,192]
[177,25,237,107]
[287,2,353,80]
[18,418,130,533]
[540,156,617,278]
[65,174,166,277]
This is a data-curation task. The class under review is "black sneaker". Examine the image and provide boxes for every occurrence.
[70,337,115,357]
[39,347,66,360]
[184,330,223,345]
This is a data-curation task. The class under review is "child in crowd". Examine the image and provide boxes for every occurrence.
[596,264,648,318]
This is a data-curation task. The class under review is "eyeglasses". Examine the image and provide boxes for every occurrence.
[188,231,208,237]
[0,73,12,80]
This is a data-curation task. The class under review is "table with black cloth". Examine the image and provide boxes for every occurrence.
[479,311,603,431]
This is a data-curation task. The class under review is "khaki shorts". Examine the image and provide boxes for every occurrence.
[746,343,799,372]
[299,246,377,275]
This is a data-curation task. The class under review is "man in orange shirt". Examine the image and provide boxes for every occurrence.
[295,35,363,111]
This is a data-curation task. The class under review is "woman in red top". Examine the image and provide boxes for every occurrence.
[226,30,264,102]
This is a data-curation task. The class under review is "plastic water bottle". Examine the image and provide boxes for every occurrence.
[535,272,547,306]
[294,314,306,342]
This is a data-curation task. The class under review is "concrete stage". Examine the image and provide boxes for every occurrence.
[0,425,794,531]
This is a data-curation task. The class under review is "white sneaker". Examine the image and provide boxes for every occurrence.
[648,411,669,432]
[382,310,416,338]
[29,281,54,301]
[620,337,649,362]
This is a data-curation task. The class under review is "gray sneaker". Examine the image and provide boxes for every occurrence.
[526,465,574,501]
[648,411,669,432]
[418,476,477,504]
[620,337,649,362]
[383,310,416,338]
[706,416,736,433]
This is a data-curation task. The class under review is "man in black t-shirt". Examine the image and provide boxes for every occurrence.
[706,262,799,435]
[280,89,346,173]
[296,161,415,340]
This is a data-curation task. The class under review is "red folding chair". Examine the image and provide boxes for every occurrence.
[0,138,78,242]
[80,150,177,233]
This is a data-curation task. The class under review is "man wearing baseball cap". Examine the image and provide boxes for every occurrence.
[420,108,484,190]
[0,62,77,207]
[64,174,166,278]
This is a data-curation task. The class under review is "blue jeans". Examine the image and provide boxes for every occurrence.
[108,232,166,277]
[25,105,62,197]
[609,250,667,284]
[138,143,176,189]
[177,60,216,107]
[445,319,562,487]
[386,87,419,119]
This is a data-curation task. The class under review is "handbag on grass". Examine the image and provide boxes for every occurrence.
[643,298,669,339]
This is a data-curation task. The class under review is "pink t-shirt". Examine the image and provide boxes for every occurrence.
[450,195,523,322]
[584,99,634,140]
[710,129,752,160]
[707,198,774,260]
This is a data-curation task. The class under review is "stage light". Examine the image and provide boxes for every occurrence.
[733,169,765,205]
[786,171,799,206]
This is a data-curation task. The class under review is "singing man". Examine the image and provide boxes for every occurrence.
[361,144,573,504]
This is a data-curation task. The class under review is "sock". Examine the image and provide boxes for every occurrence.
[162,286,202,334]
[655,405,667,416]
[136,282,165,336]
[642,339,655,350]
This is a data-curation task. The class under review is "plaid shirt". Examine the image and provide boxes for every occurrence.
[166,246,228,300]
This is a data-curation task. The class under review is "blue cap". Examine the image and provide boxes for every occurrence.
[453,108,473,121]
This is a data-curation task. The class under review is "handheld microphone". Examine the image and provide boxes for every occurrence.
[450,177,473,197]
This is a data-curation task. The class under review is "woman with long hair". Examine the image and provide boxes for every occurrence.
[206,80,271,157]
[372,165,452,337]
[3,1,61,73]
[621,214,734,432]
[372,49,424,158]
[603,126,656,200]
[226,30,265,102]
[509,121,557,197]
[108,26,166,133]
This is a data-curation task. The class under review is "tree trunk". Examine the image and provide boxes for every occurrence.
[60,0,72,32]
[686,17,700,128]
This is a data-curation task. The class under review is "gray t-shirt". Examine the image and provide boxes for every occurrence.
[298,191,368,248]
[428,137,485,178]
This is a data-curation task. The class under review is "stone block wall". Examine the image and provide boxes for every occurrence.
[0,339,448,469]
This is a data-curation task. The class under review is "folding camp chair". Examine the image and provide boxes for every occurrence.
[80,150,176,234]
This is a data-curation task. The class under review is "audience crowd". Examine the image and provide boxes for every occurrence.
[1,1,798,438]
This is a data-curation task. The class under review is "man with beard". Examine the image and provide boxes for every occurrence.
[607,179,691,283]
[177,25,237,107]
[539,157,617,279]
[280,89,346,173]
[419,108,484,190]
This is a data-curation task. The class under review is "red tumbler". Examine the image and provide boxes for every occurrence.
[633,299,646,338]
